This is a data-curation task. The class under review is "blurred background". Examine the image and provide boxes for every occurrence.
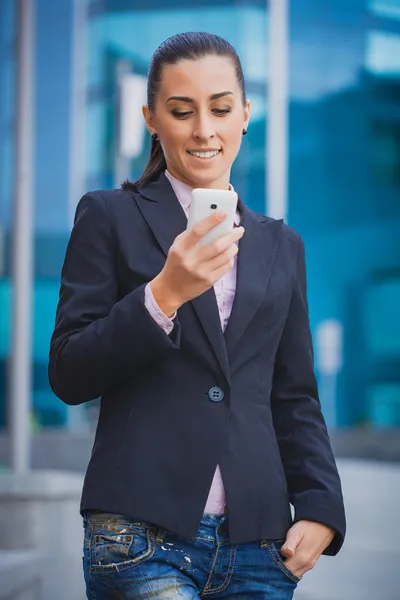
[0,0,399,599]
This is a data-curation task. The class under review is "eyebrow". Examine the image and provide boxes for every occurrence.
[167,91,233,103]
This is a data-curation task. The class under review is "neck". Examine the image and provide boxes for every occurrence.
[166,167,231,190]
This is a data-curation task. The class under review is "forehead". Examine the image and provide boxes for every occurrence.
[158,55,240,100]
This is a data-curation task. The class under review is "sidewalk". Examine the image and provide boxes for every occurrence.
[295,459,400,600]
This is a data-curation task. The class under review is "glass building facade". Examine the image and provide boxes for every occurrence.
[0,0,16,428]
[287,0,400,427]
[0,0,399,431]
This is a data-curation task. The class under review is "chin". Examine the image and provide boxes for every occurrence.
[186,167,227,188]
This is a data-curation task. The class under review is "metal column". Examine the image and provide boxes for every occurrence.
[267,0,289,221]
[9,0,35,473]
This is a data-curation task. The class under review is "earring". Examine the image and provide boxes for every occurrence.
[242,129,248,136]
[151,133,158,141]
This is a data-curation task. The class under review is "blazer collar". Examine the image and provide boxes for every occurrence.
[138,171,246,219]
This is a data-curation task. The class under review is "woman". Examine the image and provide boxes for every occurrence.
[49,32,345,599]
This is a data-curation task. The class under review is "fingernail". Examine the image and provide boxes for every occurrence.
[216,211,226,221]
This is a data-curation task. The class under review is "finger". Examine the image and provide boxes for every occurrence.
[184,211,227,249]
[169,230,190,255]
[200,226,244,260]
[207,243,238,272]
[174,230,187,243]
[209,260,235,283]
[284,557,304,578]
[281,528,304,557]
[280,545,295,558]
[285,550,317,578]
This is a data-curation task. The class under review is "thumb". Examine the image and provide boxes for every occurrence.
[281,529,302,558]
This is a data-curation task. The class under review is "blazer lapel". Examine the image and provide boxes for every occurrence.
[224,206,283,355]
[133,173,230,383]
[133,172,187,257]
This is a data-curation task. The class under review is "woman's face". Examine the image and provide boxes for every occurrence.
[143,55,250,189]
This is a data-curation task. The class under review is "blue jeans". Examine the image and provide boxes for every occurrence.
[83,511,301,599]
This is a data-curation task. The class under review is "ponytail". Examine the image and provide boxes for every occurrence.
[121,137,166,191]
[140,137,167,186]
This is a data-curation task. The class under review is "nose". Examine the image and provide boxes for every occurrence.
[193,112,215,141]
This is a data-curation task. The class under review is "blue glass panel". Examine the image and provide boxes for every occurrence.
[365,277,400,356]
[367,30,400,75]
[369,0,400,21]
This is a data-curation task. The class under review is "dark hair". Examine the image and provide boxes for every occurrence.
[122,32,246,191]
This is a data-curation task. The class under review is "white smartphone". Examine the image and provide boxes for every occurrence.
[186,188,238,247]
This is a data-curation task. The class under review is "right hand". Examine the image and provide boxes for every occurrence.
[150,212,245,317]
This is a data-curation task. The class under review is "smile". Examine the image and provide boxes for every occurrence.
[187,150,221,159]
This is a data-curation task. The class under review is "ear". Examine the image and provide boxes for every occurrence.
[243,99,251,131]
[142,105,156,136]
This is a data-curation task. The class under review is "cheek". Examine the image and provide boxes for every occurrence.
[160,125,188,161]
[222,129,243,157]
[220,117,244,149]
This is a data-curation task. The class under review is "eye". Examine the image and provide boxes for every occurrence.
[171,110,192,118]
[213,108,232,115]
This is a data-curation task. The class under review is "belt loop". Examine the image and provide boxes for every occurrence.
[156,527,167,544]
[216,513,228,535]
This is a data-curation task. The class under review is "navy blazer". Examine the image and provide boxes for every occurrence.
[49,172,346,553]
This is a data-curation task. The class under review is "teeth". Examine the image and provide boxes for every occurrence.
[188,150,220,158]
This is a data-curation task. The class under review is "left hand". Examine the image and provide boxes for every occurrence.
[280,520,335,579]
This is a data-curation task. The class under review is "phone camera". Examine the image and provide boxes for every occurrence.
[210,204,217,209]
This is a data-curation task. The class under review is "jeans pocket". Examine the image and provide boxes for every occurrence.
[261,539,301,584]
[91,522,156,573]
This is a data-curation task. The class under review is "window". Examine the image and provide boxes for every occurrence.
[366,31,400,76]
[365,273,400,356]
[369,0,400,21]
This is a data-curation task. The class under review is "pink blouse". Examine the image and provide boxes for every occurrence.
[144,170,240,514]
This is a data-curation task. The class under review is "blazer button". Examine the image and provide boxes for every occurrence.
[208,387,224,402]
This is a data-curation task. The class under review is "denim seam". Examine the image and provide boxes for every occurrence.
[201,518,233,595]
[88,523,98,600]
[89,570,98,600]
[88,517,147,528]
[202,534,221,593]
[203,544,237,595]
[94,534,134,561]
[83,518,91,550]
[264,541,301,583]
[90,527,156,574]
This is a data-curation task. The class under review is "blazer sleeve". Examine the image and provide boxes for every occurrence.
[48,192,181,406]
[270,234,346,555]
